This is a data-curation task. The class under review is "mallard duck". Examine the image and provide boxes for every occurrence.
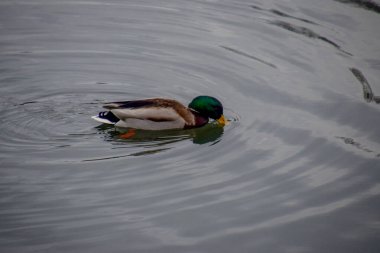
[92,96,226,130]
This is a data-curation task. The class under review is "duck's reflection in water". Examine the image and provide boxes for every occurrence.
[95,122,224,156]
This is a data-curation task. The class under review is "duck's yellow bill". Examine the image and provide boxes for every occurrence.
[217,115,227,125]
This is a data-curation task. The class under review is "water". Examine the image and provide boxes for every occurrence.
[1,0,379,252]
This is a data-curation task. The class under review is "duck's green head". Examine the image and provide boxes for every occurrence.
[189,96,226,125]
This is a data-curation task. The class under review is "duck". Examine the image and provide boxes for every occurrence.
[92,96,226,131]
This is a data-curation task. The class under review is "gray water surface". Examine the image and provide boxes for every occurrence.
[1,0,380,252]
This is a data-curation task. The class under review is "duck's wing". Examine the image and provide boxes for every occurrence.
[103,99,156,110]
[103,98,187,122]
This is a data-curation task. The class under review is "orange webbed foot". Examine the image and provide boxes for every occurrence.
[119,129,136,139]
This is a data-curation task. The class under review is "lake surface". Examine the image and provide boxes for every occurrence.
[1,0,380,252]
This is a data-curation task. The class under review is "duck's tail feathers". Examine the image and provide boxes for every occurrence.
[92,111,119,125]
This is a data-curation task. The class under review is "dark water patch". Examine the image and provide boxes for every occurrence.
[129,148,171,157]
[336,136,378,156]
[220,46,277,68]
[81,148,171,162]
[270,20,352,55]
[19,101,38,106]
[334,0,380,14]
[270,9,317,24]
[350,68,380,104]
[82,153,136,162]
[251,5,317,24]
[250,4,264,11]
